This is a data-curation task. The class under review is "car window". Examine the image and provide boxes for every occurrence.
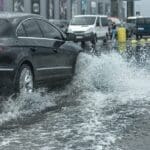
[70,17,96,25]
[137,18,145,24]
[101,17,108,26]
[144,18,150,24]
[0,19,14,37]
[127,19,136,24]
[37,20,62,40]
[17,24,26,37]
[22,19,42,37]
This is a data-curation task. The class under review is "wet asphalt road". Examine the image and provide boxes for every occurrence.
[1,39,150,150]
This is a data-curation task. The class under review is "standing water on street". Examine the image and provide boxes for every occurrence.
[1,50,150,150]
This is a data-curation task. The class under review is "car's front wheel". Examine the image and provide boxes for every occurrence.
[91,35,97,45]
[16,64,34,93]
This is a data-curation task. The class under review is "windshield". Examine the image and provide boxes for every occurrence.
[137,18,150,24]
[127,19,136,24]
[70,16,96,25]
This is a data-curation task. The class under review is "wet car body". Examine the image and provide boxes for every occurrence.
[0,12,82,95]
[49,19,69,32]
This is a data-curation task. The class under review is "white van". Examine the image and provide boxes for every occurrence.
[67,15,109,45]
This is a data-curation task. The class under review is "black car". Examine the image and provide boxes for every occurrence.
[0,12,81,95]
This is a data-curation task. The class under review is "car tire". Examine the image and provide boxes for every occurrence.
[15,64,34,93]
[81,41,85,48]
[92,35,97,44]
[91,35,97,48]
[103,34,108,44]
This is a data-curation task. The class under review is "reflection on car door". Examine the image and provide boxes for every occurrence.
[36,19,73,79]
[101,17,108,37]
[20,19,55,81]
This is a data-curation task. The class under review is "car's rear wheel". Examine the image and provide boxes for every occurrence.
[16,64,34,93]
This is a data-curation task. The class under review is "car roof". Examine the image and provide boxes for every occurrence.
[73,15,107,18]
[0,12,44,26]
[0,12,45,37]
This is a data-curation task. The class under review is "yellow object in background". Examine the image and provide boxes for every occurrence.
[117,27,126,43]
[139,39,146,46]
[147,38,150,43]
[118,42,126,53]
[140,39,145,43]
[131,39,137,44]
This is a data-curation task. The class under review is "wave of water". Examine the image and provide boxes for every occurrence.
[68,52,150,149]
[0,90,66,128]
[1,51,150,149]
[74,52,150,94]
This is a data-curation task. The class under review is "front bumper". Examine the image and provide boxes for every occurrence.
[73,32,95,42]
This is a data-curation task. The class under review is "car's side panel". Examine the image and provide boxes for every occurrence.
[0,14,82,94]
[36,19,76,79]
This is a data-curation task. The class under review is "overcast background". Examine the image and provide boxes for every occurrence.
[135,0,150,16]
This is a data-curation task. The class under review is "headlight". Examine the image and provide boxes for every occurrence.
[68,28,73,33]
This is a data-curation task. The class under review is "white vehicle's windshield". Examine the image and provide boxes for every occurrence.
[70,16,96,25]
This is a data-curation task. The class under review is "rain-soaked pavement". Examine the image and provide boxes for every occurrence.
[1,39,150,150]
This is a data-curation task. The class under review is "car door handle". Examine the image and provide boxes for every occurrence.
[53,49,58,53]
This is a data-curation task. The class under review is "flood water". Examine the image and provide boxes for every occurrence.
[1,41,150,150]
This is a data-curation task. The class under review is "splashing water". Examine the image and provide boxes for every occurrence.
[0,90,66,127]
[68,52,150,149]
[74,52,150,95]
[1,51,150,149]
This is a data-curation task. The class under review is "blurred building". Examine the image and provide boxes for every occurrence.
[2,0,125,19]
[123,0,141,17]
[111,0,124,18]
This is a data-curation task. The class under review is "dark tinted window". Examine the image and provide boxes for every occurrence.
[127,19,136,24]
[137,18,145,24]
[17,24,26,37]
[71,17,96,25]
[144,18,150,24]
[23,19,42,37]
[0,19,13,37]
[37,20,62,40]
[101,17,108,26]
[137,18,150,24]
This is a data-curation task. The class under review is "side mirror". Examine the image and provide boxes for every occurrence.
[66,33,76,41]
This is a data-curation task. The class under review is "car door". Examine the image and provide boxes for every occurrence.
[17,18,55,81]
[101,17,109,38]
[36,19,74,79]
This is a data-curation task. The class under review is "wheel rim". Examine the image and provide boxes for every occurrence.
[19,67,33,93]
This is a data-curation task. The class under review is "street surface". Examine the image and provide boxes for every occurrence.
[0,39,150,150]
